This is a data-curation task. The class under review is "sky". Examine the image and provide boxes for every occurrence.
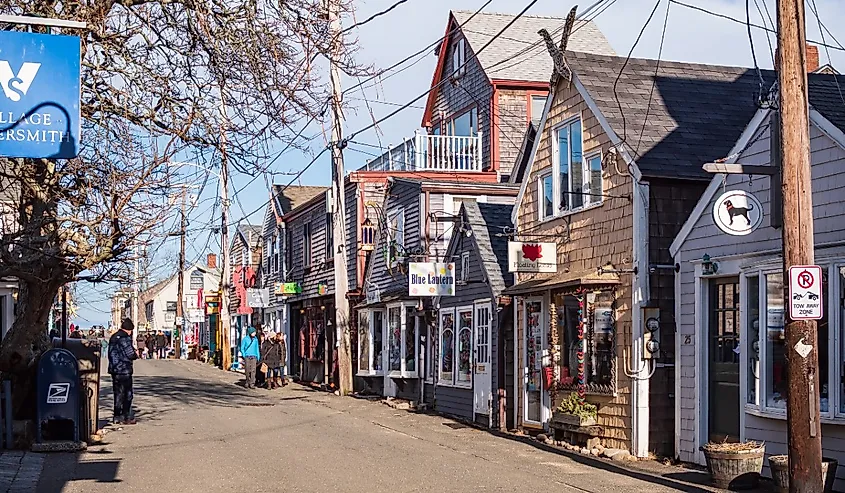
[73,0,845,326]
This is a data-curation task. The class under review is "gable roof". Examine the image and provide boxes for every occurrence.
[452,11,616,83]
[235,224,262,247]
[468,202,514,293]
[567,51,777,180]
[272,185,329,217]
[808,73,845,134]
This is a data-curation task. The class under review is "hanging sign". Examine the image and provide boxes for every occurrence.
[247,288,270,308]
[187,309,205,324]
[317,282,328,296]
[408,262,455,296]
[507,242,557,273]
[366,284,381,304]
[0,31,81,159]
[712,190,763,236]
[164,312,175,324]
[789,265,823,320]
[274,282,302,295]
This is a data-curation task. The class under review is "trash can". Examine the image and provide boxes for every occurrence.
[53,338,101,443]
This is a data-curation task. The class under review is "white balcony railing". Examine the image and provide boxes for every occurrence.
[359,131,483,172]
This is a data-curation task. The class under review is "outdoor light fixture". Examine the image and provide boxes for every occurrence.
[299,309,305,314]
[701,254,718,276]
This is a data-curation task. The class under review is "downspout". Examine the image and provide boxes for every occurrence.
[490,84,499,175]
[631,179,651,458]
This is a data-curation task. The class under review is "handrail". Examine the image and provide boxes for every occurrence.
[361,131,483,172]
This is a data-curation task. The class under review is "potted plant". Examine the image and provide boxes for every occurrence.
[552,392,598,427]
[768,455,838,493]
[700,441,765,490]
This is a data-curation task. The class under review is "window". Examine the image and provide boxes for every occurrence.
[551,119,602,214]
[553,293,615,395]
[437,307,473,388]
[269,237,275,273]
[456,309,472,387]
[746,275,760,405]
[525,299,544,422]
[538,174,554,220]
[460,252,470,283]
[439,309,455,385]
[325,213,333,263]
[388,306,401,372]
[385,303,418,378]
[446,108,478,137]
[372,310,384,372]
[387,209,405,267]
[285,228,292,276]
[531,95,547,124]
[358,311,370,373]
[303,223,312,268]
[427,318,439,382]
[452,38,465,77]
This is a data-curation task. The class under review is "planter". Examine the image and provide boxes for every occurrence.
[551,412,596,427]
[768,455,838,493]
[701,444,765,490]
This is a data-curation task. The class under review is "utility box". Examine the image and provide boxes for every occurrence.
[36,348,80,443]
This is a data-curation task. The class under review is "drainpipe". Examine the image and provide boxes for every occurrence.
[631,180,651,458]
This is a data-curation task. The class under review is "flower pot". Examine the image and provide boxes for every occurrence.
[701,444,765,490]
[551,412,596,427]
[768,455,838,493]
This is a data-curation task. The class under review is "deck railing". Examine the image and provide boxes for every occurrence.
[359,131,483,172]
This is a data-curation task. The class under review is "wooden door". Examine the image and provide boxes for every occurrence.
[708,278,741,443]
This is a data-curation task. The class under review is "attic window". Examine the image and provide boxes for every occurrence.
[452,38,466,78]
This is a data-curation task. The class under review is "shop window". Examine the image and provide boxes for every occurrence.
[456,309,473,387]
[405,307,416,373]
[384,303,418,378]
[746,275,760,405]
[388,306,401,372]
[372,310,384,372]
[554,293,615,395]
[358,310,370,373]
[307,318,323,361]
[439,309,455,385]
[525,299,543,423]
[427,318,439,383]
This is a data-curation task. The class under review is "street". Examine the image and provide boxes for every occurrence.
[32,360,732,493]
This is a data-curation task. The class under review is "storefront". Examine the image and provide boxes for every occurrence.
[290,297,335,387]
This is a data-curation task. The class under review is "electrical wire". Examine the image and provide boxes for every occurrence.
[634,1,671,157]
[746,0,767,104]
[806,0,845,110]
[342,0,413,34]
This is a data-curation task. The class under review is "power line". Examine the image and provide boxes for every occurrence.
[634,1,671,157]
[342,0,413,34]
[806,0,845,110]
[745,0,766,104]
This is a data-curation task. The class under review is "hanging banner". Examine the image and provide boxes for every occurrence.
[0,31,81,159]
[409,262,455,296]
[508,242,557,273]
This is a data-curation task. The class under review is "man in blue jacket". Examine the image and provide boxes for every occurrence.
[240,326,260,389]
[108,319,139,424]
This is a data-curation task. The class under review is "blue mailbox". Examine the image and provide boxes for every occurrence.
[36,348,79,443]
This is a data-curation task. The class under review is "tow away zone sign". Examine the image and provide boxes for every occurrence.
[789,265,823,320]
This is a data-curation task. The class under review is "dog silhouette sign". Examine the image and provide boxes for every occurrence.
[712,190,763,236]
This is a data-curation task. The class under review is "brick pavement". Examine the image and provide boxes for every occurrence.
[0,452,44,493]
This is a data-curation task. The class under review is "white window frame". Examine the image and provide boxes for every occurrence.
[387,208,405,268]
[385,302,419,379]
[325,212,334,263]
[549,117,603,218]
[460,252,470,283]
[452,38,465,77]
[584,152,604,207]
[426,317,438,384]
[357,309,385,377]
[537,172,554,221]
[523,296,546,425]
[455,305,474,389]
[303,222,312,268]
[438,307,456,386]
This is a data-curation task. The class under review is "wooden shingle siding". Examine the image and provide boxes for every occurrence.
[516,77,634,449]
[368,180,423,295]
[285,196,335,302]
[345,182,359,291]
[432,29,493,171]
[675,116,845,467]
[497,90,529,177]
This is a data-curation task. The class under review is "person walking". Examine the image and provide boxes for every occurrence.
[136,333,146,359]
[255,325,267,388]
[146,333,157,360]
[278,332,288,386]
[261,332,283,389]
[240,326,260,389]
[108,319,138,425]
[156,331,167,359]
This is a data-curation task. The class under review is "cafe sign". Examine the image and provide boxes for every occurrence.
[409,262,455,297]
[508,242,557,273]
[274,282,302,295]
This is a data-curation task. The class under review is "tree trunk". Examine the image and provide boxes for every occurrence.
[0,279,61,419]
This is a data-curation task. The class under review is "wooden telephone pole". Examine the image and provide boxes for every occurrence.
[174,192,187,359]
[777,0,823,489]
[328,0,353,395]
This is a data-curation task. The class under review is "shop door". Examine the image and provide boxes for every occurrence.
[474,303,492,416]
[708,278,741,443]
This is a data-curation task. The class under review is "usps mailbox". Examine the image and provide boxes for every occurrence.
[36,348,79,443]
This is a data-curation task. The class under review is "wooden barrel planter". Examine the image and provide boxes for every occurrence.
[701,442,765,490]
[768,455,839,493]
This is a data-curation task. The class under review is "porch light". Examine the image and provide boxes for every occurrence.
[361,218,376,251]
[701,254,719,276]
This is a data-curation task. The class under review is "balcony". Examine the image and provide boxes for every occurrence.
[358,131,483,172]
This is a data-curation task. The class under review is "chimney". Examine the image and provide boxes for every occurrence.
[775,44,820,72]
[207,253,217,269]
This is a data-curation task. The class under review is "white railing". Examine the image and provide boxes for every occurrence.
[360,130,483,173]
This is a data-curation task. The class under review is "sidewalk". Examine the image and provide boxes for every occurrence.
[0,451,44,493]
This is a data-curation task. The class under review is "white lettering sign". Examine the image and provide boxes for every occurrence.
[789,265,823,320]
[46,382,69,404]
[408,262,455,297]
[507,242,557,273]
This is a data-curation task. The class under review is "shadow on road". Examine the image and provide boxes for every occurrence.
[37,453,121,492]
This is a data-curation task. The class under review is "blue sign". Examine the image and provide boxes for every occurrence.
[0,31,81,159]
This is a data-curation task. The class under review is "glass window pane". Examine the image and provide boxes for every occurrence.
[405,309,416,373]
[542,175,553,218]
[372,311,383,371]
[570,121,583,209]
[819,270,830,412]
[457,310,472,383]
[359,311,370,372]
[531,95,547,123]
[440,312,454,382]
[765,274,786,409]
[389,307,401,371]
[526,301,543,421]
[588,155,602,205]
[746,276,760,404]
[429,320,439,380]
[558,128,569,212]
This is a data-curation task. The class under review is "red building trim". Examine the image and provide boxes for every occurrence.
[490,79,550,90]
[524,89,550,123]
[422,15,456,128]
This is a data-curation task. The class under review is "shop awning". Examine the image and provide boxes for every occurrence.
[502,269,621,295]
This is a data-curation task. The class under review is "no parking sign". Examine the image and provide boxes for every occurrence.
[789,265,823,320]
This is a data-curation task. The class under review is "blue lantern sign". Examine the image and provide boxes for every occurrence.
[0,31,81,159]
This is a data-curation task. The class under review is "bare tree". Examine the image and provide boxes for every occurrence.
[0,0,363,418]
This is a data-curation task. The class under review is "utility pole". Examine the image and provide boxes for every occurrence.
[328,0,352,395]
[777,0,823,489]
[174,193,187,359]
[133,248,139,348]
[219,96,233,372]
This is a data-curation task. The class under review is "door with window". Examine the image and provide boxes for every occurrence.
[474,303,492,416]
[708,277,741,442]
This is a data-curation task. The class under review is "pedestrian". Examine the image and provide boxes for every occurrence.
[136,333,146,359]
[108,319,138,425]
[255,326,267,388]
[156,331,167,359]
[146,333,156,360]
[279,332,288,386]
[261,332,283,389]
[239,325,260,389]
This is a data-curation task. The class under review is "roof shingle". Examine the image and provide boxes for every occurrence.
[272,185,329,216]
[464,201,514,294]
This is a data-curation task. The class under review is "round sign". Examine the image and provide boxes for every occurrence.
[712,190,763,236]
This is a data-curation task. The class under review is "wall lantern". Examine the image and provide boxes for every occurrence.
[361,218,376,252]
[702,254,719,276]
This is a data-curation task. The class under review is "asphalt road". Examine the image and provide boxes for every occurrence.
[37,360,722,493]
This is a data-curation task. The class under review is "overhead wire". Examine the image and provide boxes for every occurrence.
[806,0,845,110]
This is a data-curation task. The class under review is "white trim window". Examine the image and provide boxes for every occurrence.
[452,37,466,78]
[427,316,439,383]
[456,307,473,388]
[524,297,545,424]
[387,208,405,268]
[438,309,456,385]
[460,252,470,283]
[386,302,419,378]
[550,118,603,215]
[274,234,281,274]
[358,309,384,376]
[538,173,554,220]
[437,306,473,388]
